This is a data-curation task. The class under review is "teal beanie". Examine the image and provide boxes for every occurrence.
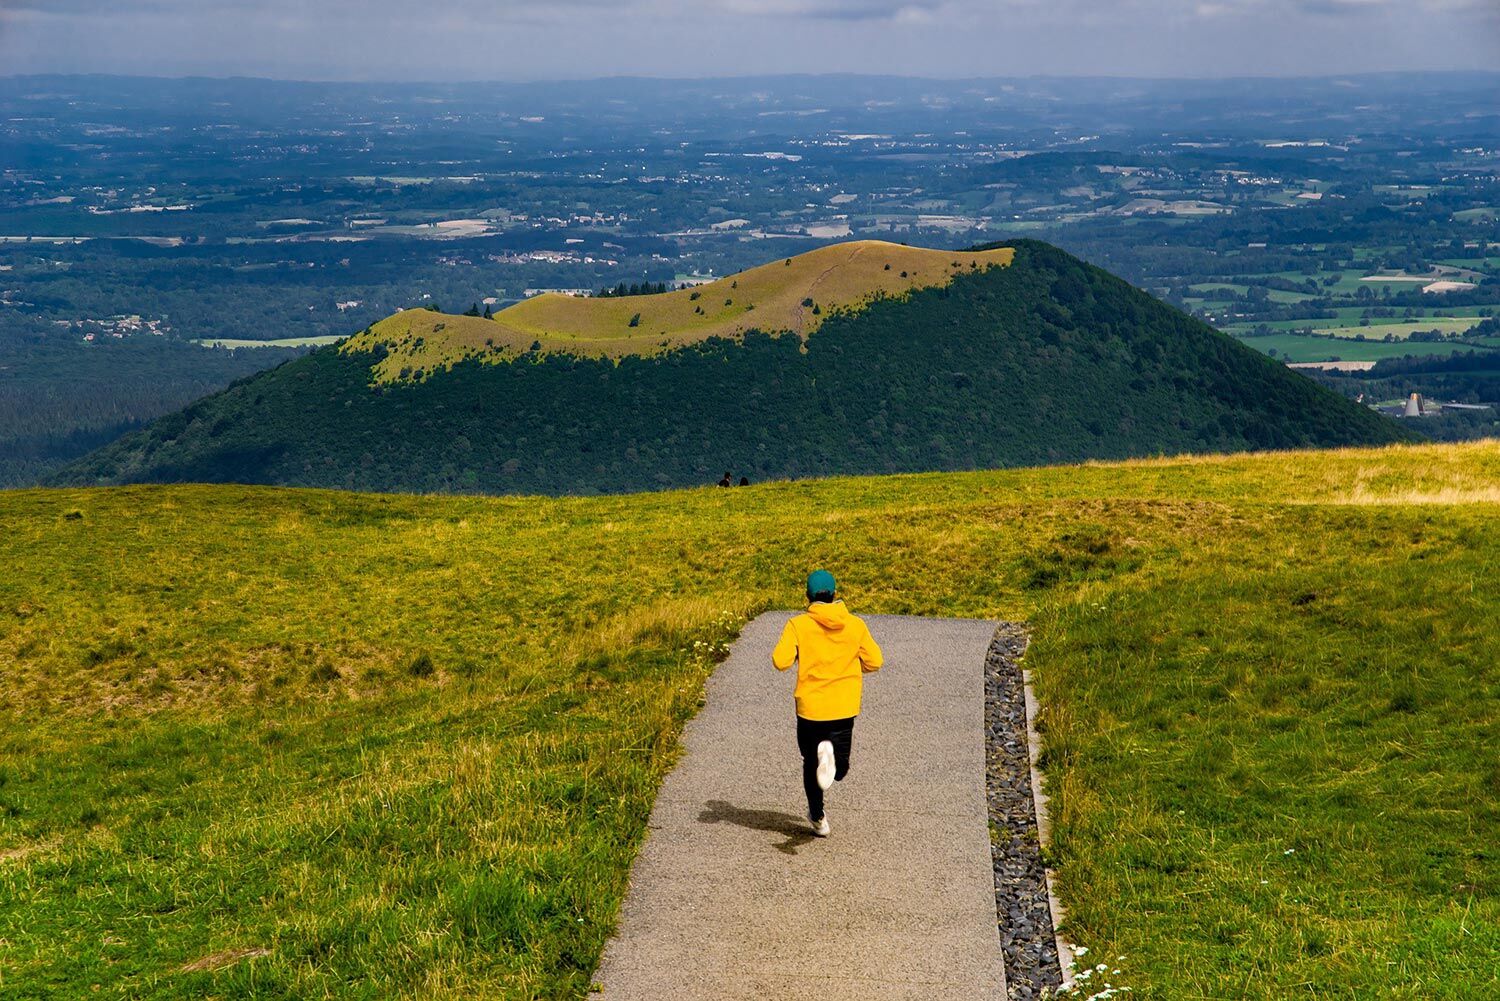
[806,569,837,599]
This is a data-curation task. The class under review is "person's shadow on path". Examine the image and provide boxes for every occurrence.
[698,800,815,856]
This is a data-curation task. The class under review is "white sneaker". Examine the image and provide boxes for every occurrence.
[815,740,835,791]
[810,815,830,837]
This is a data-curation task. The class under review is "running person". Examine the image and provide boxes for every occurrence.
[771,570,884,836]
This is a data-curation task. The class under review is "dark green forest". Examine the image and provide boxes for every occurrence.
[0,334,300,487]
[50,242,1411,495]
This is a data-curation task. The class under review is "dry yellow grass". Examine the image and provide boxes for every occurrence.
[1082,440,1500,507]
[0,836,60,864]
[344,240,1014,382]
[179,948,272,973]
[1330,485,1500,505]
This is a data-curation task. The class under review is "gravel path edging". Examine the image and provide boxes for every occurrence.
[984,624,1077,999]
[1021,663,1078,993]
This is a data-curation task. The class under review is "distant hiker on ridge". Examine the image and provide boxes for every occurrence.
[718,471,733,487]
[772,570,884,837]
[738,476,749,487]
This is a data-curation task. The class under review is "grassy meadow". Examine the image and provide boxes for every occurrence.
[1232,334,1487,363]
[1306,319,1483,340]
[1,442,1497,998]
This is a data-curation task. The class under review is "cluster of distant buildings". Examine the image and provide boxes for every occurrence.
[75,314,168,341]
[486,250,619,267]
[522,287,594,298]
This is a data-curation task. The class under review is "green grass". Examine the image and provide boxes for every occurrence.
[1267,306,1491,328]
[1225,315,1487,340]
[1187,283,1315,304]
[1222,319,1336,335]
[1210,268,1455,298]
[1308,319,1483,340]
[1035,499,1499,996]
[1378,305,1492,318]
[1254,269,1371,295]
[1232,333,1486,363]
[1435,258,1500,272]
[2,442,1497,998]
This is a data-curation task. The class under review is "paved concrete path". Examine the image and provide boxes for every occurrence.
[595,612,1006,1000]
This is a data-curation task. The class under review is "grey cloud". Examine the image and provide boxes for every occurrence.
[0,0,938,17]
[1291,0,1394,15]
[0,0,1466,21]
[709,0,945,20]
[1,0,1493,78]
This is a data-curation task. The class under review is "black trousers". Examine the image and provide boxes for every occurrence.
[795,715,855,820]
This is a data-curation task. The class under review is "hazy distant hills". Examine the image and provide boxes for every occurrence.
[8,72,1497,137]
[50,240,1410,494]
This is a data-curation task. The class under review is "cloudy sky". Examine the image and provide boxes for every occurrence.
[1,0,1496,81]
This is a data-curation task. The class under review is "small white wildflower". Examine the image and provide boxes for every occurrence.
[1075,945,1089,956]
[1284,848,1295,855]
[1260,879,1269,885]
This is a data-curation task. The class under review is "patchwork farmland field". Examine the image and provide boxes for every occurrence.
[1231,334,1488,363]
[1308,319,1483,340]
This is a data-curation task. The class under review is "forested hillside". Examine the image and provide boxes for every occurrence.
[50,241,1410,494]
[0,334,301,487]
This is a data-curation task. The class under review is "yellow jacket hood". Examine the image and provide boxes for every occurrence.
[806,600,851,631]
[771,602,884,721]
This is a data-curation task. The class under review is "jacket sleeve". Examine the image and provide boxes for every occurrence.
[771,620,798,671]
[859,623,884,673]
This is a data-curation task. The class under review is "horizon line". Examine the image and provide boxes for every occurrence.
[4,69,1499,88]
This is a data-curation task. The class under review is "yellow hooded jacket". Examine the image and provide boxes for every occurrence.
[772,601,884,721]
